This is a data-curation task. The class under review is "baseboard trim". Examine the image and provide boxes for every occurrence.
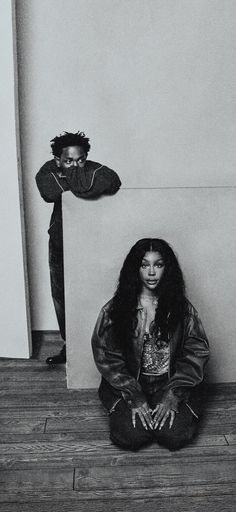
[32,330,63,342]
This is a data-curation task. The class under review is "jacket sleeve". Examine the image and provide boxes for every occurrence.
[35,160,70,202]
[99,166,121,195]
[164,310,210,409]
[66,165,121,199]
[36,161,121,202]
[91,305,146,407]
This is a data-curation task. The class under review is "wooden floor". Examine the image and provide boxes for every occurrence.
[0,332,235,512]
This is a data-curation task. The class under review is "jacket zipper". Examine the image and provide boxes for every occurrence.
[109,398,122,414]
[185,402,199,419]
[168,330,171,379]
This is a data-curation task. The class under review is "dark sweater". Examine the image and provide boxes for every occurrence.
[36,159,121,248]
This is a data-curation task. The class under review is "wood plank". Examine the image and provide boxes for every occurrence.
[1,387,235,410]
[207,382,236,391]
[205,388,236,401]
[74,459,236,492]
[0,439,113,456]
[200,410,236,422]
[69,444,236,469]
[0,363,65,372]
[0,394,99,409]
[0,389,83,397]
[207,400,236,411]
[0,404,103,419]
[0,365,66,378]
[0,430,109,444]
[0,388,98,399]
[0,468,73,493]
[72,482,236,500]
[225,434,236,444]
[0,363,65,377]
[0,360,56,369]
[45,410,236,431]
[0,418,46,434]
[0,432,226,447]
[1,495,236,512]
[45,415,108,432]
[1,405,235,433]
[0,402,234,420]
[1,483,235,502]
[0,443,235,470]
[198,422,236,435]
[0,382,68,391]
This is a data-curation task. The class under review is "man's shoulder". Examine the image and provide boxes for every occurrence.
[86,160,115,174]
[38,159,57,173]
[86,160,101,169]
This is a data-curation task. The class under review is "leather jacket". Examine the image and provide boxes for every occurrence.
[91,298,209,413]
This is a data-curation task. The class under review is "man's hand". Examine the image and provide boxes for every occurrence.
[152,403,176,430]
[132,401,154,430]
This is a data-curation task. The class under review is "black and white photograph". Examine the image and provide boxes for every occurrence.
[1,0,236,510]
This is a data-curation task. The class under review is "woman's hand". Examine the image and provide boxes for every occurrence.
[152,402,176,430]
[132,401,154,430]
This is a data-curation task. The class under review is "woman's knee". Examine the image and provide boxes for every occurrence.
[155,430,193,451]
[153,409,198,451]
[110,429,151,451]
[109,401,152,450]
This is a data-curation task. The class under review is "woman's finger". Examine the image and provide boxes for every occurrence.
[132,409,137,428]
[169,410,175,429]
[153,404,165,424]
[132,407,150,430]
[138,410,149,430]
[152,404,161,415]
[142,409,153,429]
[141,404,154,429]
[159,411,169,430]
[153,406,167,429]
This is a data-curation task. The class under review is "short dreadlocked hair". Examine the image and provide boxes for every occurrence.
[50,131,91,157]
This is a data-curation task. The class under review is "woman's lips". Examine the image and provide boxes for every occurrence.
[146,280,158,285]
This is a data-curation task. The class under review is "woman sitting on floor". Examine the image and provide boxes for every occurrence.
[92,238,209,451]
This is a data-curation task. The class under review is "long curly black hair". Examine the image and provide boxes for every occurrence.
[110,238,186,349]
[50,131,91,157]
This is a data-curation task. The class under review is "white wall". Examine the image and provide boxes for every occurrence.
[16,0,236,189]
[0,0,31,358]
[15,1,236,379]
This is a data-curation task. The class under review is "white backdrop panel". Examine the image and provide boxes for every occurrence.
[0,0,30,358]
[63,188,236,388]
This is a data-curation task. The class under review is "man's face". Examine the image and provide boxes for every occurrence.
[55,146,87,170]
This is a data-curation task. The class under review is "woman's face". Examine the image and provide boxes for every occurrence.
[139,251,165,295]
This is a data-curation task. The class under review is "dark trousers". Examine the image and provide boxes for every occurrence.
[49,240,66,341]
[99,379,198,452]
